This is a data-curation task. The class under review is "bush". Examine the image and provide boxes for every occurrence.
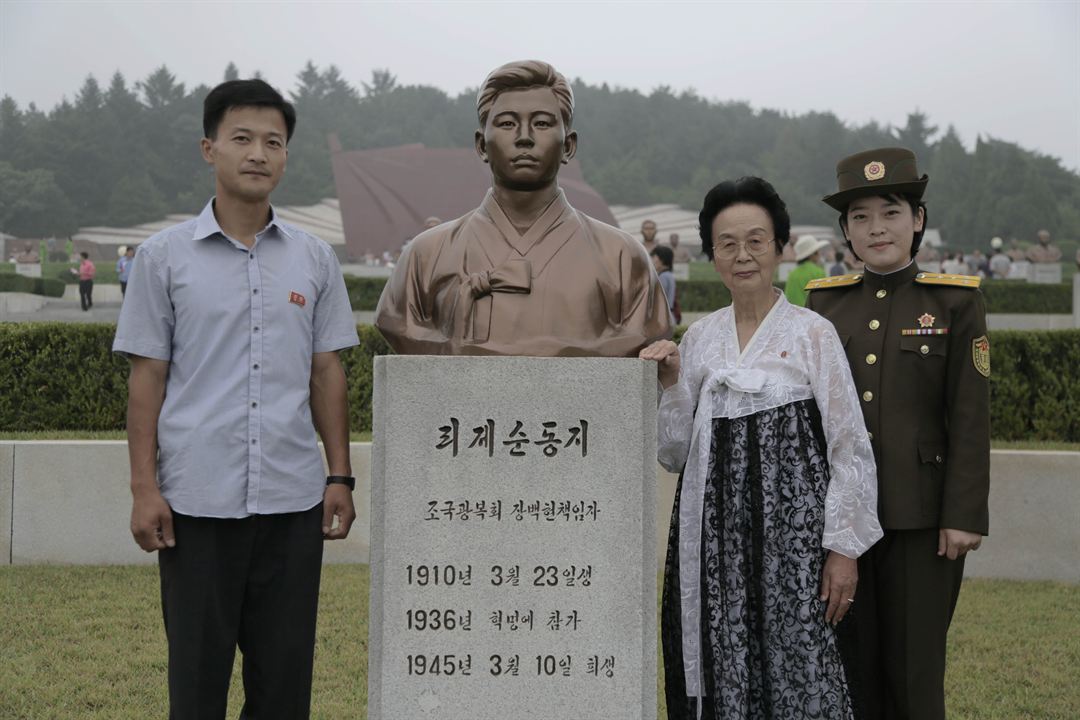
[978,280,1072,314]
[343,275,1073,315]
[0,323,129,430]
[344,276,387,311]
[0,273,66,297]
[988,330,1080,441]
[1,324,1077,441]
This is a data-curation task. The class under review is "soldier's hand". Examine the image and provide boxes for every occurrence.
[639,340,680,389]
[938,528,982,560]
[323,484,356,540]
[130,487,175,552]
[820,551,858,625]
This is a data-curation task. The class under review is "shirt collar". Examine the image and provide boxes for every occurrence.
[193,198,292,243]
[863,258,914,277]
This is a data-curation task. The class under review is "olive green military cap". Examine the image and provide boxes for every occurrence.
[823,147,929,212]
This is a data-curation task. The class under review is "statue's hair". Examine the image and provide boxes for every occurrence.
[476,60,574,128]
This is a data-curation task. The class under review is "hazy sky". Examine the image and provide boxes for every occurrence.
[2,1,1078,171]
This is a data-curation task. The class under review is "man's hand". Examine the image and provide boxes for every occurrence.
[820,551,858,625]
[938,528,982,560]
[639,340,680,389]
[322,483,356,540]
[130,487,175,552]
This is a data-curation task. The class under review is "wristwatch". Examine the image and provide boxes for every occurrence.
[326,475,356,491]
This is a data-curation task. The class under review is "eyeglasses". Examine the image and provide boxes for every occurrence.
[712,237,773,259]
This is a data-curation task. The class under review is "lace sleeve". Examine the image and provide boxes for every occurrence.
[807,320,884,558]
[657,327,698,473]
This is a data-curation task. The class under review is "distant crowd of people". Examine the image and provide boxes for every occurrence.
[634,215,1072,315]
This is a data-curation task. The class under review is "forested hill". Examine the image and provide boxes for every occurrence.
[2,62,1077,249]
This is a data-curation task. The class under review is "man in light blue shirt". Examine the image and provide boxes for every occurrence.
[113,79,359,719]
[116,245,135,296]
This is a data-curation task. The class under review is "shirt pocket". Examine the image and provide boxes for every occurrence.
[899,335,947,359]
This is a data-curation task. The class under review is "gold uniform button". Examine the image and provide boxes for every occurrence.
[920,344,930,355]
[867,432,874,441]
[935,454,943,463]
[869,319,880,330]
[866,353,877,365]
[876,289,887,299]
[862,391,874,402]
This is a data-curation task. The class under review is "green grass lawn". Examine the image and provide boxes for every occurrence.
[1,566,1076,719]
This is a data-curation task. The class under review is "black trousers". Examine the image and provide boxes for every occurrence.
[78,279,93,310]
[836,528,965,720]
[158,504,325,720]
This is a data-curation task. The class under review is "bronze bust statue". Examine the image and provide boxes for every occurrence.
[374,60,671,357]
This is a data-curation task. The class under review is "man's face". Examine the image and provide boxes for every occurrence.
[843,195,923,274]
[641,221,657,242]
[475,87,575,192]
[669,233,679,247]
[201,106,288,203]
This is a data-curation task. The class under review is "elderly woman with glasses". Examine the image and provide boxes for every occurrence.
[640,177,883,720]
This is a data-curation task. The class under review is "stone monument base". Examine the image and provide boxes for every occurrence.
[369,355,657,720]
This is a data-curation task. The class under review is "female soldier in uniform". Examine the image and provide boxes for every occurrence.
[805,147,991,720]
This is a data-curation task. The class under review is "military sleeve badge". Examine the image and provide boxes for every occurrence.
[972,335,991,377]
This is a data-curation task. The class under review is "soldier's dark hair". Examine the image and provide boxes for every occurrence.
[650,245,674,270]
[837,193,928,260]
[698,176,791,261]
[203,79,296,142]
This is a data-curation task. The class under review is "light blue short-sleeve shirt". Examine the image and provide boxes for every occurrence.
[113,199,360,518]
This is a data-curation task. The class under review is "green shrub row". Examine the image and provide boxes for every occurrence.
[342,276,1072,315]
[0,273,66,297]
[2,323,1077,441]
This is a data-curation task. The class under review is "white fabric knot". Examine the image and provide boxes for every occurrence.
[709,368,768,394]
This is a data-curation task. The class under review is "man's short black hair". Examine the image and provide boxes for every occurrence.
[203,79,296,142]
[698,176,791,261]
[650,245,674,270]
[837,193,928,260]
[79,251,89,259]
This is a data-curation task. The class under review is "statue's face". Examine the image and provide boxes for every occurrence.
[477,87,575,191]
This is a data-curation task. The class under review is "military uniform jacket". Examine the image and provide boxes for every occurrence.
[806,262,990,533]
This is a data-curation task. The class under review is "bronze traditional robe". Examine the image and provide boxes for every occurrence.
[375,189,672,356]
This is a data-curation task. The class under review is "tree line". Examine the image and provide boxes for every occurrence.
[2,62,1077,250]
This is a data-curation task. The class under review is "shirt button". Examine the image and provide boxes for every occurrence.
[920,344,930,355]
[862,391,874,402]
[249,253,254,259]
[865,353,877,365]
[253,288,259,295]
[876,289,887,299]
[251,439,257,444]
[253,326,259,332]
[869,319,880,330]
[252,401,258,408]
[253,363,260,370]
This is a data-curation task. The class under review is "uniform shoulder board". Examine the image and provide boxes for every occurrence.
[914,272,981,289]
[805,273,863,291]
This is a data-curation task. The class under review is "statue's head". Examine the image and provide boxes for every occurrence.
[1038,229,1050,244]
[475,60,577,191]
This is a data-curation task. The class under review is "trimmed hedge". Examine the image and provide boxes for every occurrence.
[1,323,1077,441]
[0,273,66,297]
[342,275,1072,315]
